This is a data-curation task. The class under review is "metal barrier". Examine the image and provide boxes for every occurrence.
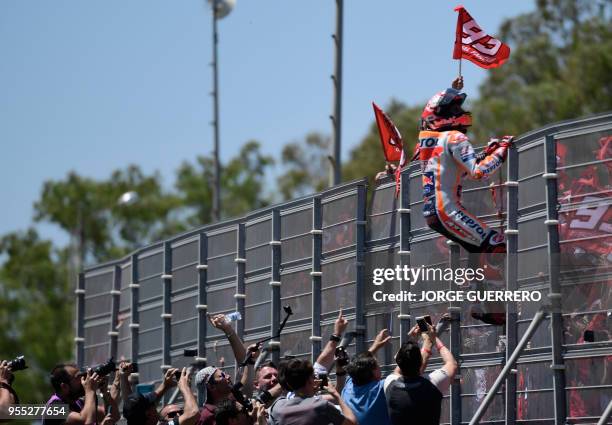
[77,112,612,424]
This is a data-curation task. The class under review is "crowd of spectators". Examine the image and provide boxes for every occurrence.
[0,312,456,425]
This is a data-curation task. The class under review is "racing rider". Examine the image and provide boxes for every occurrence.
[417,76,512,325]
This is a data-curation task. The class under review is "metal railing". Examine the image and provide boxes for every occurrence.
[77,112,612,424]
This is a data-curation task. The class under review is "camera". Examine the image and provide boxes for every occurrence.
[83,358,116,377]
[7,355,27,371]
[253,389,273,405]
[231,383,253,412]
[334,346,349,368]
[416,315,432,332]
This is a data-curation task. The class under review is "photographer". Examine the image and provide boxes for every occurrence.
[0,360,18,416]
[383,324,457,425]
[123,367,198,425]
[252,361,281,407]
[43,366,104,425]
[268,358,357,425]
[340,328,392,425]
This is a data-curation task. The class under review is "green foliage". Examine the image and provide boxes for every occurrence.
[276,133,331,200]
[0,229,72,403]
[471,0,612,142]
[176,140,274,225]
[34,172,112,266]
[105,166,183,256]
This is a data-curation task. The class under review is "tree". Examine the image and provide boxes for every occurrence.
[34,166,181,268]
[104,165,183,257]
[176,140,274,226]
[276,132,331,200]
[471,0,612,141]
[0,229,72,403]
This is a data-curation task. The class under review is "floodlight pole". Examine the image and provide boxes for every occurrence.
[211,0,221,222]
[330,0,343,186]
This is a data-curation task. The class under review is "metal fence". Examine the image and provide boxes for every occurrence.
[76,113,612,424]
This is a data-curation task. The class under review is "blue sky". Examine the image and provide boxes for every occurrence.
[0,1,534,247]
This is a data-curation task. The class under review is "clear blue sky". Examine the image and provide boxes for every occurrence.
[0,1,534,247]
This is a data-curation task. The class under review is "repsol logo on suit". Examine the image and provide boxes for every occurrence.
[449,210,487,240]
[419,137,438,148]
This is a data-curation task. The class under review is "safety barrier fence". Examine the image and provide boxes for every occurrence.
[77,113,612,424]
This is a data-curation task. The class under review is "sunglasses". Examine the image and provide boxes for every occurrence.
[166,410,183,419]
[206,370,229,385]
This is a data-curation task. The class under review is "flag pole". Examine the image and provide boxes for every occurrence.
[459,58,462,78]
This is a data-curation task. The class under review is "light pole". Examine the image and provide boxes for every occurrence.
[330,0,343,186]
[208,0,235,222]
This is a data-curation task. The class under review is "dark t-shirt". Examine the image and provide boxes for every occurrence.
[197,403,217,425]
[385,375,443,425]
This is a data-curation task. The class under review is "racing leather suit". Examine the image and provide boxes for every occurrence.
[417,129,509,254]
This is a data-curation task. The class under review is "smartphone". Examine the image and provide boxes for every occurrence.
[416,315,432,332]
[318,373,328,389]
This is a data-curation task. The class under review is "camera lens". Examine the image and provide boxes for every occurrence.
[7,355,27,372]
[92,358,116,376]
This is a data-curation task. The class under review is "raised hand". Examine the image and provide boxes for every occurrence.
[334,309,349,336]
[369,329,391,353]
[451,76,464,90]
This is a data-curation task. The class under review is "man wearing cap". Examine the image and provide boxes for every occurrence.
[123,367,198,425]
[195,366,234,425]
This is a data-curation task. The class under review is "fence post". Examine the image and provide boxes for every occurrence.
[109,265,121,361]
[196,233,208,405]
[505,143,519,424]
[399,170,412,344]
[448,241,462,425]
[75,272,85,368]
[355,183,367,353]
[129,253,140,384]
[235,224,246,345]
[311,196,323,361]
[161,242,173,378]
[270,209,281,364]
[544,134,567,425]
[469,308,549,425]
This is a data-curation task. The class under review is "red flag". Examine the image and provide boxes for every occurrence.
[453,5,510,69]
[372,102,406,197]
[372,102,403,162]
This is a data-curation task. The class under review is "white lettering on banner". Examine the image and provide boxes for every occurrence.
[474,38,502,56]
[462,19,486,43]
[461,19,502,56]
[570,196,612,232]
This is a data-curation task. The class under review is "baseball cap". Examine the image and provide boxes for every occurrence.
[195,366,219,405]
